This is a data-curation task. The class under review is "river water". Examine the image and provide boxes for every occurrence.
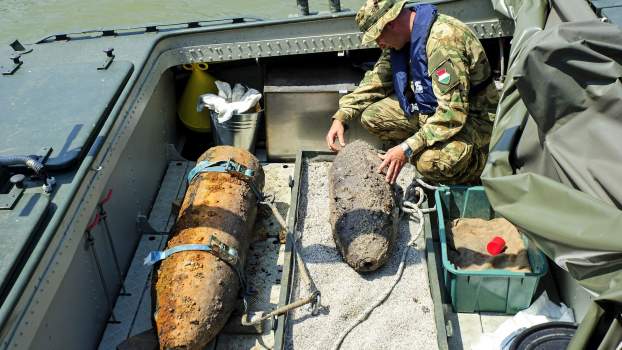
[0,0,365,44]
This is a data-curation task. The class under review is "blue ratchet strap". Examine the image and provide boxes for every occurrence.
[143,242,239,266]
[144,236,251,311]
[187,159,262,200]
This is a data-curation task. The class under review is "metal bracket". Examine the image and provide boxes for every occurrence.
[288,175,295,188]
[223,159,255,178]
[188,157,267,205]
[467,19,514,39]
[165,144,185,161]
[1,53,23,75]
[209,236,240,266]
[143,235,240,266]
[0,185,24,210]
[97,48,115,70]
[136,214,162,235]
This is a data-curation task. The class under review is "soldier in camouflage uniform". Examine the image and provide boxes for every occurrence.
[325,0,498,184]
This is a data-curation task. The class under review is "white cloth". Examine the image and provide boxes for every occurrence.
[473,292,575,350]
[215,80,232,102]
[197,81,261,123]
[231,83,246,102]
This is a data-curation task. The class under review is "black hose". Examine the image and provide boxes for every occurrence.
[0,155,45,175]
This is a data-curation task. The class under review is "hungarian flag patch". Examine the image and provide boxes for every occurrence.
[436,68,451,85]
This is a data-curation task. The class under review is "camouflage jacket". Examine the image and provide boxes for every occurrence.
[334,14,497,155]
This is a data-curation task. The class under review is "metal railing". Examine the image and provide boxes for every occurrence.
[35,17,263,43]
[297,0,343,16]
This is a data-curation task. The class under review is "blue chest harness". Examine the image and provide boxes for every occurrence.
[390,4,438,117]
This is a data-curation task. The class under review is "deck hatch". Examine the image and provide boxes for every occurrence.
[0,61,133,169]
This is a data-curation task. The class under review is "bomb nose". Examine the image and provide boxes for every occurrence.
[358,258,378,272]
[348,233,389,272]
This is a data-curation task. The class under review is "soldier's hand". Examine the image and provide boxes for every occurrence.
[377,146,407,184]
[326,119,346,152]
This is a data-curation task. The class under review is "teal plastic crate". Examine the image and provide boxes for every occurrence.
[435,186,548,314]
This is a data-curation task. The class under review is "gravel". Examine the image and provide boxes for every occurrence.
[285,160,438,350]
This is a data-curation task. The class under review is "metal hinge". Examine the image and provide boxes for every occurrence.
[98,48,115,70]
[0,181,24,210]
[1,53,23,75]
[2,39,35,75]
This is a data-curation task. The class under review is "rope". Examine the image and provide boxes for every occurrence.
[403,179,439,215]
[241,196,321,326]
[332,178,438,350]
[262,196,320,294]
[416,177,441,191]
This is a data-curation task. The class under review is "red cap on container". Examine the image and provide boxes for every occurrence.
[487,236,506,256]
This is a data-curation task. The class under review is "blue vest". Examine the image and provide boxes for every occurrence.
[390,4,438,117]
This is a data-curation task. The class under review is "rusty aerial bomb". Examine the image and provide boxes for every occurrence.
[152,145,264,349]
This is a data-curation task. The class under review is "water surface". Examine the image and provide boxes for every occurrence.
[0,0,365,44]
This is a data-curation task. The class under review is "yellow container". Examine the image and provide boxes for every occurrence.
[178,63,218,132]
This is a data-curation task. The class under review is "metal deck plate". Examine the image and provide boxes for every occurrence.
[99,160,192,349]
[147,161,194,234]
[98,234,168,350]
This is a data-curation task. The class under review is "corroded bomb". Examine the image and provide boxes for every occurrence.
[329,140,398,272]
[153,146,264,349]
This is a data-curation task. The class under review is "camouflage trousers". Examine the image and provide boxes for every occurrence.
[360,94,487,184]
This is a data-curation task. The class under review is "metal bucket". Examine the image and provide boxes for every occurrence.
[210,110,262,152]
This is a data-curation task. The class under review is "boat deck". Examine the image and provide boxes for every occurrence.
[97,157,549,350]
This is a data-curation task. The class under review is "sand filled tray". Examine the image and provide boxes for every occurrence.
[448,217,531,273]
[283,159,438,350]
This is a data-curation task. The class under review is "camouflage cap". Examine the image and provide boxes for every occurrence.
[356,0,408,45]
